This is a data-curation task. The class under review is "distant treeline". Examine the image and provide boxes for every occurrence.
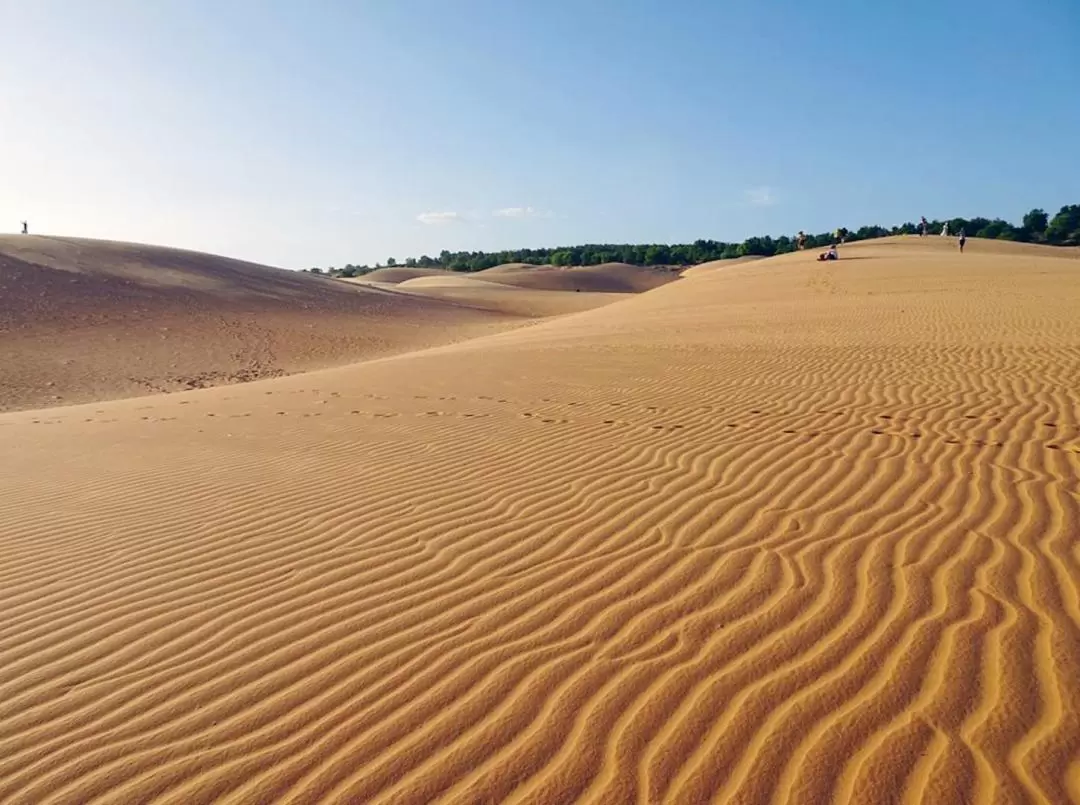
[308,204,1080,277]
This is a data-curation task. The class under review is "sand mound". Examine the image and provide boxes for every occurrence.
[2,237,1079,803]
[479,262,544,274]
[361,266,453,283]
[476,262,678,293]
[0,236,517,411]
[395,276,627,317]
[397,275,510,290]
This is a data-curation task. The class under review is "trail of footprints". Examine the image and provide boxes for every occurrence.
[12,391,1079,455]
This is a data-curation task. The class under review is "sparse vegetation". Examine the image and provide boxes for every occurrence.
[305,205,1080,277]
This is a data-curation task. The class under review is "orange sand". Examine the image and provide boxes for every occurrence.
[1,236,1078,803]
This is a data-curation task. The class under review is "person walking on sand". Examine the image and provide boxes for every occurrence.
[920,216,928,237]
[796,231,807,250]
[941,222,949,236]
[958,228,967,253]
[20,220,28,235]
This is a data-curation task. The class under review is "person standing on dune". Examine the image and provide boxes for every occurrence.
[920,216,928,237]
[959,229,967,253]
[21,220,28,235]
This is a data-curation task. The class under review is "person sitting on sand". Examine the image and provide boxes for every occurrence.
[817,245,839,262]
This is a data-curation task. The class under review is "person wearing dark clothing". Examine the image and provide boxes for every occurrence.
[21,221,28,235]
[958,229,967,253]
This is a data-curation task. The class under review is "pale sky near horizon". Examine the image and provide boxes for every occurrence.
[2,0,1078,269]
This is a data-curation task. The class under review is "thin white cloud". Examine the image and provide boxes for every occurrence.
[744,187,776,207]
[493,206,552,219]
[416,211,462,225]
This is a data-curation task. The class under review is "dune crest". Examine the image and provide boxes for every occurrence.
[1,237,1078,803]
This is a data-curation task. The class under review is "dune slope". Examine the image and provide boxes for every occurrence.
[1,237,1078,804]
[0,236,519,411]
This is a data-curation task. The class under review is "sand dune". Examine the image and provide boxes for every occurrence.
[346,269,650,318]
[360,267,453,284]
[396,281,626,318]
[0,236,522,411]
[476,261,679,293]
[342,274,626,319]
[1,236,1078,803]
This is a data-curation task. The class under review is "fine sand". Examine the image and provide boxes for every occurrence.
[1,236,1078,803]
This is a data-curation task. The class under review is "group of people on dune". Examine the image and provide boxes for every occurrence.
[921,216,967,252]
[795,230,841,262]
[795,217,968,262]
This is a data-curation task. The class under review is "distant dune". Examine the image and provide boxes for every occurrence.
[361,266,452,284]
[359,261,681,293]
[396,276,628,317]
[343,262,675,318]
[2,235,1079,803]
[477,261,543,274]
[476,261,679,293]
[0,236,519,411]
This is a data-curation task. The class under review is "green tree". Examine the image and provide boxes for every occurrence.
[1022,208,1049,237]
[550,249,573,266]
[975,219,1017,240]
[738,236,775,257]
[644,244,671,264]
[386,257,397,267]
[1046,205,1080,245]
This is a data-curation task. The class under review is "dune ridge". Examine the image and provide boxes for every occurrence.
[0,237,1078,803]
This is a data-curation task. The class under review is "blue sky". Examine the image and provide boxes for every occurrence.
[2,0,1078,268]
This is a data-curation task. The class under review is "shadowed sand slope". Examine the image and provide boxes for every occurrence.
[0,236,519,411]
[1,237,1079,803]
